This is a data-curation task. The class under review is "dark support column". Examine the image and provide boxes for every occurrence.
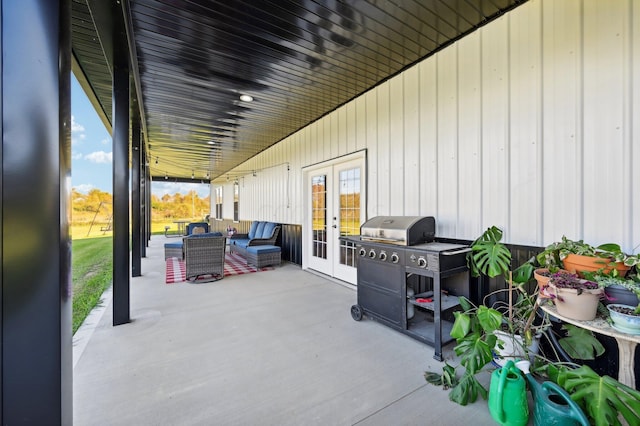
[1,0,72,423]
[112,2,130,325]
[131,114,141,276]
[147,165,152,244]
[140,146,147,257]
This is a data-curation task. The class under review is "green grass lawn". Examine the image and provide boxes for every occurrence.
[70,220,201,334]
[72,236,112,335]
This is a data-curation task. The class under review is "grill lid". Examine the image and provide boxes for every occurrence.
[360,216,436,245]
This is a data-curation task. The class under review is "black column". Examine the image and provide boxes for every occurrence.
[112,2,130,326]
[131,114,141,276]
[140,145,147,257]
[1,0,72,423]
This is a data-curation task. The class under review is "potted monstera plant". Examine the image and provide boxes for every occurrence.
[425,226,547,404]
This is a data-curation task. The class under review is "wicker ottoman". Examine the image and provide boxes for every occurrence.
[164,242,183,259]
[246,245,281,268]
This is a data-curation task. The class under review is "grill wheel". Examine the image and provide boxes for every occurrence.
[350,304,363,321]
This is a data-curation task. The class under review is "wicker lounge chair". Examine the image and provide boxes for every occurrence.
[183,234,226,282]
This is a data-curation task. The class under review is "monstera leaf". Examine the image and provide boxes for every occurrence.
[554,365,640,426]
[449,371,489,406]
[558,325,605,360]
[469,226,512,278]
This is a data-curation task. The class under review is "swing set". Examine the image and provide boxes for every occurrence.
[86,201,113,237]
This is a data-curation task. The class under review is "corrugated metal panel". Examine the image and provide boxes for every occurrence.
[221,0,639,254]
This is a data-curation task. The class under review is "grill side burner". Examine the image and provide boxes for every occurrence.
[342,217,471,361]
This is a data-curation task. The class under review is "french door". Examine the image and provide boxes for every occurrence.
[305,156,365,284]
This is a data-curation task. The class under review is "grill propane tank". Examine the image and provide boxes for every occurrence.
[406,288,415,319]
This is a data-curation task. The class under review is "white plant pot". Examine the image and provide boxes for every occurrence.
[493,330,540,367]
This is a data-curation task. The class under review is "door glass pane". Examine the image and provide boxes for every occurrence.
[339,167,360,267]
[311,174,327,259]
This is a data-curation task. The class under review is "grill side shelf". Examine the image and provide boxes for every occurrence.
[409,291,461,311]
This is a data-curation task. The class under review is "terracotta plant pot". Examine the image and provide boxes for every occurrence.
[534,268,568,289]
[562,253,630,278]
[547,283,603,321]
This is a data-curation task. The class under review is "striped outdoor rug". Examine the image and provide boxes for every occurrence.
[165,252,273,284]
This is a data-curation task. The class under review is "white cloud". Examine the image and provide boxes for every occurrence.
[71,115,86,145]
[74,183,95,194]
[85,151,112,163]
[71,115,85,133]
[71,151,83,160]
[100,138,110,145]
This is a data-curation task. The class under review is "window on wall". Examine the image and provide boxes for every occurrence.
[233,181,239,222]
[215,186,223,220]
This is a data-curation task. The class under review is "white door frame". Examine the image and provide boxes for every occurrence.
[302,151,366,284]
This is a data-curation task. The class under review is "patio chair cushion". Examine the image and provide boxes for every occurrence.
[164,242,184,260]
[247,221,260,239]
[186,222,209,235]
[187,231,223,238]
[245,245,281,268]
[254,222,266,239]
[245,245,281,254]
[261,222,277,239]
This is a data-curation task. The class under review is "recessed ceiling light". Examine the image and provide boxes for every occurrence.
[239,94,253,102]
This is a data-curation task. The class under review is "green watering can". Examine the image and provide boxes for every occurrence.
[515,360,590,426]
[488,360,529,426]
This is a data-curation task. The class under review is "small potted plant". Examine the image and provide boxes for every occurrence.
[606,303,640,334]
[545,271,603,321]
[537,237,639,278]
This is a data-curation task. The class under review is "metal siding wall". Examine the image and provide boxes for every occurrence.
[389,77,404,215]
[541,0,582,241]
[377,81,391,215]
[437,47,459,236]
[481,15,510,232]
[583,1,628,246]
[224,0,640,254]
[403,66,420,216]
[457,34,483,239]
[418,59,438,217]
[509,1,542,245]
[633,1,640,254]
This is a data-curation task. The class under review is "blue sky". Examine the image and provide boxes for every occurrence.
[71,75,210,198]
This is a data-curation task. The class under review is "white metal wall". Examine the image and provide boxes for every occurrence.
[215,0,640,254]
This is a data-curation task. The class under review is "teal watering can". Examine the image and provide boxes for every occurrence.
[516,361,590,426]
[488,360,529,426]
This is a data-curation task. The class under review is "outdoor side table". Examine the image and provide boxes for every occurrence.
[540,302,640,389]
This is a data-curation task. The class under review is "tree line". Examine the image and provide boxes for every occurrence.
[71,188,210,223]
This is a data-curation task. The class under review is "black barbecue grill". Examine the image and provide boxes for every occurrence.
[342,216,471,361]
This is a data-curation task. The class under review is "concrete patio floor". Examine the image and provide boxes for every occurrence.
[72,236,495,425]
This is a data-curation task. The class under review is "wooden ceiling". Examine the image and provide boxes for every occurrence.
[71,0,527,180]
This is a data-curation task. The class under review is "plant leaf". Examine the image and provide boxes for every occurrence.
[477,305,503,333]
[449,372,488,406]
[470,227,512,278]
[451,312,471,340]
[454,331,495,374]
[558,325,605,360]
[558,365,640,426]
[512,262,535,284]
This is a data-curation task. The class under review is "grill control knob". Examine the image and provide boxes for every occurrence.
[368,249,376,258]
[379,251,387,261]
[391,253,399,264]
[417,257,427,268]
[358,248,366,257]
